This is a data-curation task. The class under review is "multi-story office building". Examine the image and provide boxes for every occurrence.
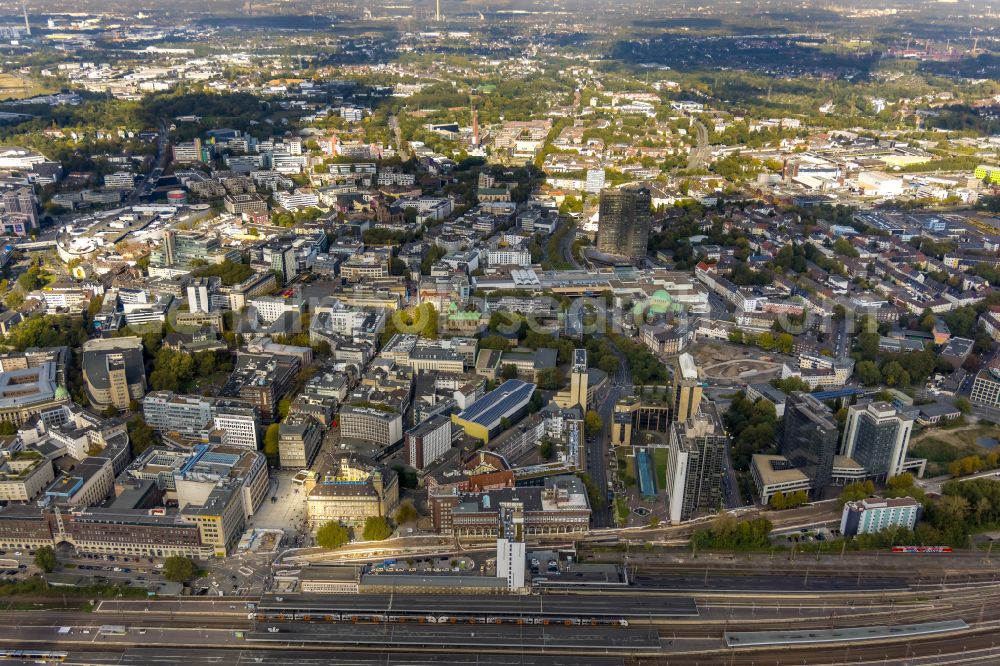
[262,242,299,284]
[782,392,839,498]
[44,457,115,508]
[405,414,453,470]
[219,353,300,423]
[665,411,727,524]
[150,230,237,270]
[142,392,260,450]
[0,451,54,503]
[380,335,477,373]
[247,293,304,324]
[81,337,146,411]
[278,415,324,469]
[172,138,205,163]
[274,189,319,210]
[40,405,129,469]
[841,401,915,480]
[224,193,267,216]
[306,458,399,528]
[840,496,921,536]
[339,405,403,448]
[125,445,268,523]
[585,168,606,194]
[971,367,1000,408]
[0,362,71,427]
[143,392,215,437]
[179,481,246,557]
[671,353,703,423]
[1,186,38,235]
[186,277,218,313]
[213,402,261,451]
[103,172,135,190]
[595,187,651,260]
[430,475,590,537]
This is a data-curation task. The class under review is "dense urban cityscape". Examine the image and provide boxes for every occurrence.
[0,0,996,663]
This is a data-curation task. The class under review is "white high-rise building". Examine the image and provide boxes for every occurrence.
[214,403,262,451]
[186,278,212,313]
[585,169,606,194]
[496,503,526,591]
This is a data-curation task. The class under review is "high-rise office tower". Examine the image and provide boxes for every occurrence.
[595,187,651,260]
[671,353,702,423]
[665,411,727,524]
[841,401,914,480]
[568,348,589,412]
[781,392,839,497]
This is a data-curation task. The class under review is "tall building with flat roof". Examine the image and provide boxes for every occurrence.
[405,414,452,470]
[841,401,914,480]
[671,353,702,423]
[81,337,146,411]
[781,392,838,498]
[665,411,727,524]
[339,405,403,449]
[595,187,651,260]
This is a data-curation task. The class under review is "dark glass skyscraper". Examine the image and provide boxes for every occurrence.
[596,187,652,260]
[781,392,838,497]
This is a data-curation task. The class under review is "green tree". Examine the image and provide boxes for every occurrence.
[500,364,518,381]
[128,416,159,455]
[163,555,196,583]
[854,360,882,386]
[839,480,875,506]
[769,491,787,510]
[0,421,16,436]
[315,521,350,549]
[954,397,971,415]
[393,500,418,525]
[362,516,392,541]
[33,545,56,573]
[584,410,603,437]
[263,423,280,467]
[881,360,911,388]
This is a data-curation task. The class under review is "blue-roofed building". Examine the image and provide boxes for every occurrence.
[451,379,536,444]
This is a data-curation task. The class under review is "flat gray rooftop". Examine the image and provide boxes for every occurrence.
[259,593,698,618]
[725,619,969,647]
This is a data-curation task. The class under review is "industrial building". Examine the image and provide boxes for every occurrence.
[451,379,537,444]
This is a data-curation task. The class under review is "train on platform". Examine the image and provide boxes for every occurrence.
[251,610,628,627]
[0,649,68,661]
